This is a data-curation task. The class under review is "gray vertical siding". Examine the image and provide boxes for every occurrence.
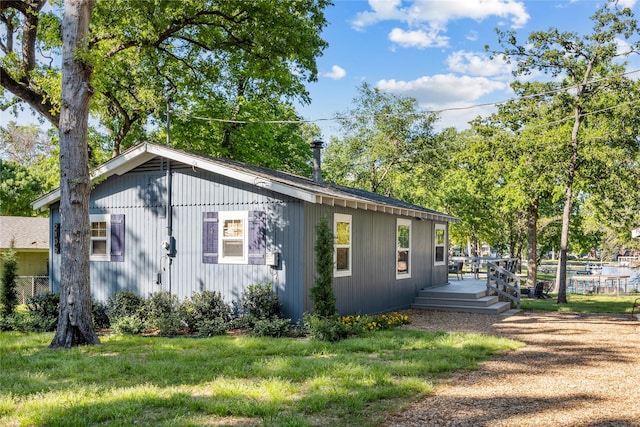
[303,204,450,317]
[50,160,306,320]
[48,157,451,321]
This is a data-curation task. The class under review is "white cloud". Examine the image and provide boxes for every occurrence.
[617,0,637,8]
[446,50,514,77]
[351,0,404,30]
[352,0,530,30]
[388,27,448,48]
[376,74,508,105]
[435,103,499,130]
[323,65,347,80]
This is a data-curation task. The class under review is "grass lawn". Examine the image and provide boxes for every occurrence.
[520,293,639,314]
[0,329,521,427]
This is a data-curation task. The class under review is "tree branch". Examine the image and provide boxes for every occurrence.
[0,66,59,127]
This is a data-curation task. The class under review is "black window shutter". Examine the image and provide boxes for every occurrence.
[54,223,61,254]
[203,212,218,264]
[248,211,266,265]
[110,214,125,262]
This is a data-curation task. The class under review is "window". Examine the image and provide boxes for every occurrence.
[202,211,266,265]
[219,211,248,263]
[334,213,352,277]
[91,219,109,259]
[434,223,446,266]
[397,219,411,279]
[89,214,125,262]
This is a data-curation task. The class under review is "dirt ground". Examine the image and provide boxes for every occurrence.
[382,309,640,427]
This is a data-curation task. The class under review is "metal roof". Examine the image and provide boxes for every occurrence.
[33,142,459,223]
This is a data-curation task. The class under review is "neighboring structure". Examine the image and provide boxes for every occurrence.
[0,216,49,276]
[632,227,640,239]
[33,142,458,321]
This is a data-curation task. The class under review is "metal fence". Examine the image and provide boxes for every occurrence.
[14,276,51,304]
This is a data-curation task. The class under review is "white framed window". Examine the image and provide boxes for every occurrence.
[334,213,352,277]
[218,211,248,264]
[397,218,411,279]
[90,214,110,262]
[434,223,446,266]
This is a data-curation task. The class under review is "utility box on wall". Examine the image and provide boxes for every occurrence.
[266,252,279,268]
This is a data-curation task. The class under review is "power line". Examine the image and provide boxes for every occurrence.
[185,68,640,126]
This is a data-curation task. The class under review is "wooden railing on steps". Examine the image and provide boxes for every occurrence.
[486,259,522,310]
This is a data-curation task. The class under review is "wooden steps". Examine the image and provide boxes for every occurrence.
[411,280,514,315]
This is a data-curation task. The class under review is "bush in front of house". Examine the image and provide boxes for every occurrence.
[310,217,336,318]
[180,290,231,335]
[24,292,60,332]
[303,312,348,342]
[143,291,184,335]
[106,291,145,320]
[340,312,411,335]
[196,318,229,337]
[234,283,293,337]
[250,317,292,338]
[111,314,146,335]
[236,283,283,326]
[92,300,111,329]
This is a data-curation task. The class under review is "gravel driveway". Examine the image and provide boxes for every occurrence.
[382,309,640,427]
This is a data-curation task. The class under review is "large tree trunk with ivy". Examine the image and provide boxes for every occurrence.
[49,0,100,348]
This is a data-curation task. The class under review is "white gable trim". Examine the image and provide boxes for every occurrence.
[33,143,317,210]
[145,145,317,203]
[32,143,459,223]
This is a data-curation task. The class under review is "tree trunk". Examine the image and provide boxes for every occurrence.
[526,200,538,290]
[555,106,582,305]
[49,0,100,348]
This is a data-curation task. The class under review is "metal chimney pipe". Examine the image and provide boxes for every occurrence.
[311,140,324,183]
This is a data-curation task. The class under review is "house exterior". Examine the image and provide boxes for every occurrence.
[33,142,458,321]
[0,216,49,277]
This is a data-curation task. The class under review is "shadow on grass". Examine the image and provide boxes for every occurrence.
[0,329,520,427]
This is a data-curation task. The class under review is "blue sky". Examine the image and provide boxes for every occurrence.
[300,0,640,139]
[3,0,640,141]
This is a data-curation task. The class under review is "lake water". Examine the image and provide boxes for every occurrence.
[568,264,640,293]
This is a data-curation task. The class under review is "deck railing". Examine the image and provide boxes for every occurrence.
[618,256,640,266]
[486,259,522,310]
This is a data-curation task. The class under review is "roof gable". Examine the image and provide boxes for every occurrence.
[33,142,458,223]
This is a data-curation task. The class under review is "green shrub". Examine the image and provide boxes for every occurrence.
[106,291,144,320]
[303,313,348,342]
[310,217,336,317]
[197,318,229,337]
[238,283,282,323]
[0,311,57,333]
[0,248,19,317]
[0,314,14,331]
[181,290,231,333]
[143,292,185,335]
[20,312,57,332]
[92,300,110,329]
[250,317,291,338]
[341,312,411,335]
[26,292,59,326]
[111,315,145,335]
